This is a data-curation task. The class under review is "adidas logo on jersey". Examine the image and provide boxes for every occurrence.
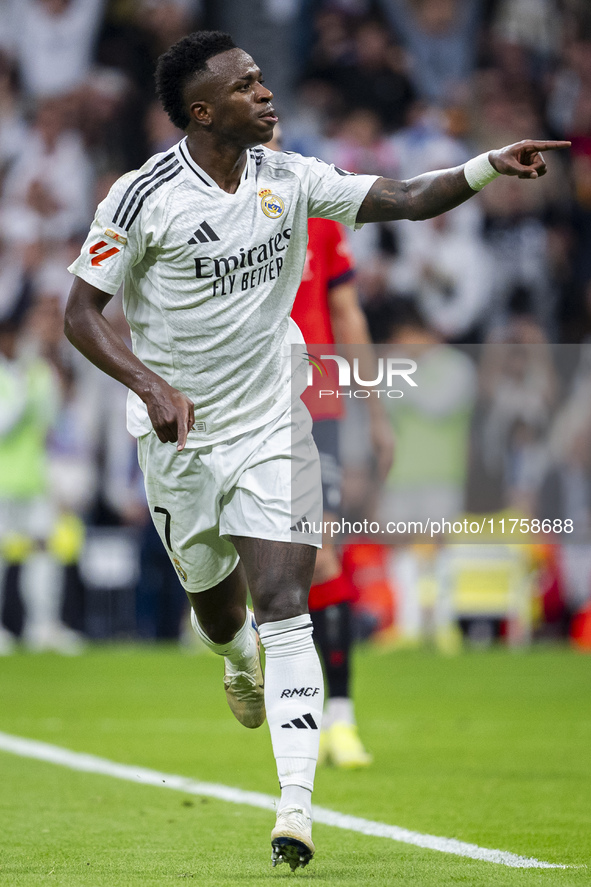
[281,713,319,730]
[187,221,220,244]
[290,516,311,533]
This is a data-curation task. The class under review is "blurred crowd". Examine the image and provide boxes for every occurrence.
[1,0,591,652]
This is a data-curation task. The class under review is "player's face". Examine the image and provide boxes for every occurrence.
[188,49,278,148]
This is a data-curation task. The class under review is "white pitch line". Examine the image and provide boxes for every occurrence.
[0,731,568,870]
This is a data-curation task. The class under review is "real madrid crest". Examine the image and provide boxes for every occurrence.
[259,188,285,219]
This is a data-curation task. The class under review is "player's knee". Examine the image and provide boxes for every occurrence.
[253,584,309,625]
[196,609,245,645]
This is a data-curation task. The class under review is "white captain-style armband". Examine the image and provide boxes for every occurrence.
[464,152,500,191]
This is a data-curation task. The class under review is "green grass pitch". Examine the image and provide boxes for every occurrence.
[0,644,589,885]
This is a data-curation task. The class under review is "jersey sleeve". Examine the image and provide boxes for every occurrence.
[67,172,149,295]
[298,155,378,230]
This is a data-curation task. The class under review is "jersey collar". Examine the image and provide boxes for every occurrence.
[176,138,251,192]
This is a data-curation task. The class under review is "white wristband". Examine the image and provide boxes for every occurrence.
[464,152,500,191]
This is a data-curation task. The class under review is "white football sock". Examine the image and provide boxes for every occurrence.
[190,607,257,670]
[258,614,324,816]
[325,696,355,729]
[280,784,312,814]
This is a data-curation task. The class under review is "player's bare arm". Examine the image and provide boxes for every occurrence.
[356,140,571,224]
[64,277,195,451]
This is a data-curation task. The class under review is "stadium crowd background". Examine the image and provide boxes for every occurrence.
[1,0,591,652]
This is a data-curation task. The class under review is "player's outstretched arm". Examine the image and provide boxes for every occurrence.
[356,140,571,224]
[65,277,195,451]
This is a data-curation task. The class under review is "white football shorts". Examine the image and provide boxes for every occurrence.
[137,398,323,594]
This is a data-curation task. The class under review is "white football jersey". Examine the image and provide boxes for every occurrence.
[68,140,377,445]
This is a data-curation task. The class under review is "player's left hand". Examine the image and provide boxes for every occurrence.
[489,140,571,180]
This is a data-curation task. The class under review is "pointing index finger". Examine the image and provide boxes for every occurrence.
[527,140,571,151]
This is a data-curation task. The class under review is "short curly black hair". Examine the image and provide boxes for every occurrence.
[155,30,237,130]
